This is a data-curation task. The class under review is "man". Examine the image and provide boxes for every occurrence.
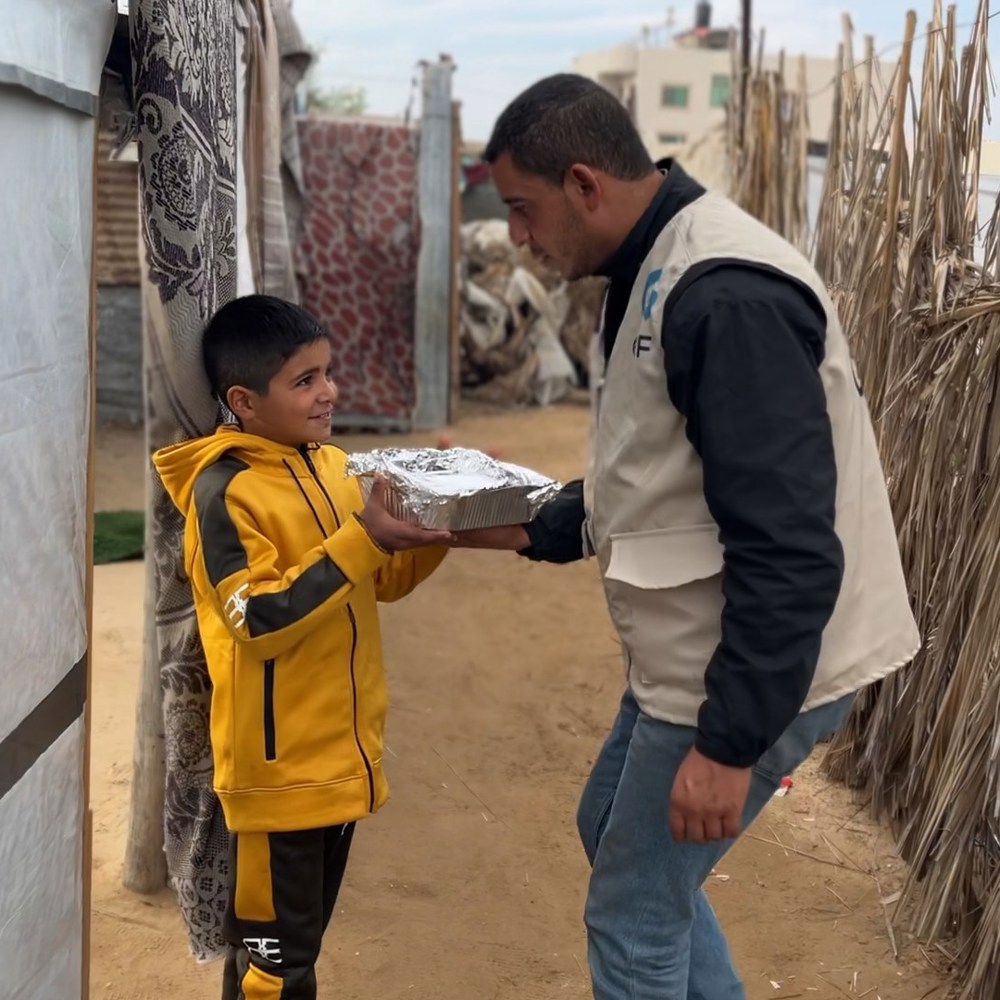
[457,75,920,998]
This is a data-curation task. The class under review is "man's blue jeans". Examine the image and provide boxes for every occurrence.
[577,689,856,999]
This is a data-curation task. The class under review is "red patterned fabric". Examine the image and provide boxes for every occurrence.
[298,116,420,425]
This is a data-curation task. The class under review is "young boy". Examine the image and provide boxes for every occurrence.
[154,294,451,1000]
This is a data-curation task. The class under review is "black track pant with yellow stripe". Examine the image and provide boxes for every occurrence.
[221,823,355,1000]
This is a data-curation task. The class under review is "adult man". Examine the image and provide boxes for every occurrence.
[459,75,920,997]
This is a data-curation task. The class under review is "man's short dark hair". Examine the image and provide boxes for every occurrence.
[202,294,328,399]
[484,74,654,185]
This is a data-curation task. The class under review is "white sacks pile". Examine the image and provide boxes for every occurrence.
[458,220,606,407]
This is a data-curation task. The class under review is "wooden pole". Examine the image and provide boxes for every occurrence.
[121,234,167,895]
[413,54,455,431]
[121,4,168,895]
[739,0,752,147]
[81,115,101,1000]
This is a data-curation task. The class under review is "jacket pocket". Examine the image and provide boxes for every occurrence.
[602,525,725,693]
[263,659,276,761]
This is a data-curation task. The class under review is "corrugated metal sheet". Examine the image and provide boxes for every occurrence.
[95,130,140,286]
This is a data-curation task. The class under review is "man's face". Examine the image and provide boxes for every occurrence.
[490,153,599,280]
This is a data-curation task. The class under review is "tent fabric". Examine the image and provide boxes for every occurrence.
[0,2,115,996]
[0,89,93,743]
[0,0,115,113]
[271,0,312,271]
[0,721,87,999]
[239,0,300,300]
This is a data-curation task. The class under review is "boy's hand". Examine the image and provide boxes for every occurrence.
[450,525,530,550]
[359,479,456,552]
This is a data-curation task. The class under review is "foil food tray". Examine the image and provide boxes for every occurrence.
[344,447,562,531]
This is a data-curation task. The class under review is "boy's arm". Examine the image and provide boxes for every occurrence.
[196,488,391,661]
[373,545,448,603]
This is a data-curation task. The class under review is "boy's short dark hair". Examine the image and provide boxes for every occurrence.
[484,74,654,186]
[202,294,328,400]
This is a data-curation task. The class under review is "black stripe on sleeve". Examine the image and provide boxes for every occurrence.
[193,453,352,638]
[194,455,253,586]
[245,557,350,637]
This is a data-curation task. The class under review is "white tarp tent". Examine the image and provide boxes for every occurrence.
[0,1,115,996]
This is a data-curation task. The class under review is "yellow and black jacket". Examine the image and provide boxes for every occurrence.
[154,426,445,834]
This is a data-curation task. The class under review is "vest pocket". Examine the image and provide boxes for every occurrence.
[605,524,724,589]
[263,659,276,761]
[603,525,725,695]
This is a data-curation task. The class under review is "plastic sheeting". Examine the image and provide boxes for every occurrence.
[0,0,115,113]
[0,1,115,996]
[0,721,86,1000]
[0,88,94,743]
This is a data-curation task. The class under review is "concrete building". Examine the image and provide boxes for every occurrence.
[572,1,842,161]
[980,141,1000,176]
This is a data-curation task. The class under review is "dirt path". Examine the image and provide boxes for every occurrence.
[89,405,952,999]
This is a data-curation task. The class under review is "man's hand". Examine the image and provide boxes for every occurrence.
[449,524,530,550]
[358,478,456,552]
[669,747,752,844]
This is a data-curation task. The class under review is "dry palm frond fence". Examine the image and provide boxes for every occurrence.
[728,40,811,251]
[807,3,1000,997]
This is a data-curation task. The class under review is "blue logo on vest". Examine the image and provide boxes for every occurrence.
[641,269,663,320]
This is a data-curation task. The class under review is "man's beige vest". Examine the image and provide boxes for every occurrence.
[584,190,920,726]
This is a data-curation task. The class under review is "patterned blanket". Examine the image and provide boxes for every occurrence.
[131,0,309,961]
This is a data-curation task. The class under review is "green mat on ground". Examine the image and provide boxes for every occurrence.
[94,510,145,565]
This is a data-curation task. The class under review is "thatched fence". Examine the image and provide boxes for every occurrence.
[733,2,1000,996]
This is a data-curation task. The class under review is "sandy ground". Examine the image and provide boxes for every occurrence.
[89,404,953,1000]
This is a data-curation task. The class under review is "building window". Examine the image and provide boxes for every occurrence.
[658,133,687,145]
[710,74,731,108]
[661,85,689,108]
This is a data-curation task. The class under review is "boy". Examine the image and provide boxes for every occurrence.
[154,294,451,1000]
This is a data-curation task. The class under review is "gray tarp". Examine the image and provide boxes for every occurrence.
[0,1,115,996]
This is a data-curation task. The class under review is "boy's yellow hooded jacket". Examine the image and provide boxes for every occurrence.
[154,426,445,834]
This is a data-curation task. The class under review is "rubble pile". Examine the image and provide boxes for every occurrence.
[458,220,605,407]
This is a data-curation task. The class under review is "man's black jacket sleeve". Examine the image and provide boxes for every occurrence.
[663,265,845,768]
[519,480,586,564]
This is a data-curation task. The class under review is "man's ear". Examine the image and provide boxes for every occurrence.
[226,385,256,422]
[564,163,602,211]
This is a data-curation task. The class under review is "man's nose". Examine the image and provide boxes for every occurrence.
[508,214,529,248]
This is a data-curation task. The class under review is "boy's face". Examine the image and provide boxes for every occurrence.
[227,338,339,447]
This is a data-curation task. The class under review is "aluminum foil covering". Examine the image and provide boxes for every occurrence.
[344,447,562,531]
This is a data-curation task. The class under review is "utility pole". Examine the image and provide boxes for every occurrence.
[739,0,752,147]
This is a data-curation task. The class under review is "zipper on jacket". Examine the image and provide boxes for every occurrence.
[298,447,377,812]
[263,659,277,761]
[345,605,375,811]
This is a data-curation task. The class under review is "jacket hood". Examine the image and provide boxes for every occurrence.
[153,425,316,516]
